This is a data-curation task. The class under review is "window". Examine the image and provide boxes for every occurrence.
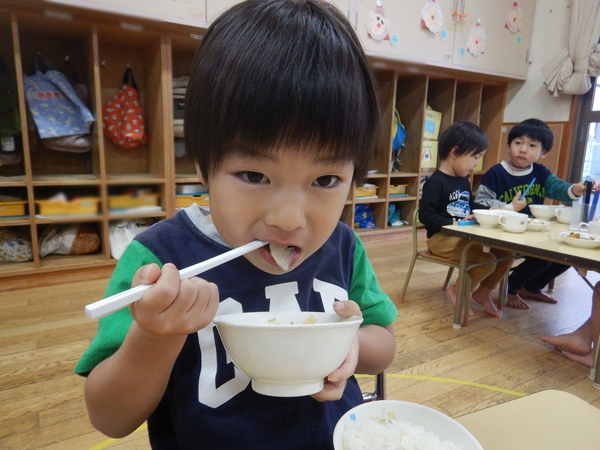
[569,77,600,181]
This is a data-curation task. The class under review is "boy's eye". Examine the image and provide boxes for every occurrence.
[313,175,340,188]
[239,171,268,183]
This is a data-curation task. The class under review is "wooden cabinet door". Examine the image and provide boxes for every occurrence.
[451,0,536,79]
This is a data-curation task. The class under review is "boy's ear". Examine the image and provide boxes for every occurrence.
[539,150,549,159]
[450,146,459,158]
[194,161,207,185]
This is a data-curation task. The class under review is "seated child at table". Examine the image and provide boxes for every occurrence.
[475,118,588,309]
[541,281,600,367]
[419,121,514,318]
[74,1,398,448]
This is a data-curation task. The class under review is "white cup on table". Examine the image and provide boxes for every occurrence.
[579,221,600,235]
[498,211,528,233]
[555,206,572,224]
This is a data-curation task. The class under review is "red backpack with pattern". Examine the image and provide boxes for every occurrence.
[102,67,147,149]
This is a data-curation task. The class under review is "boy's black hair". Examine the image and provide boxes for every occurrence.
[507,118,554,152]
[438,121,487,160]
[185,0,380,182]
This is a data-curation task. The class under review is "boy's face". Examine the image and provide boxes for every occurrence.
[199,150,354,274]
[449,148,485,178]
[506,135,547,169]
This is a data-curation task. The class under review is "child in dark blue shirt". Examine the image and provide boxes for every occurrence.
[476,118,587,309]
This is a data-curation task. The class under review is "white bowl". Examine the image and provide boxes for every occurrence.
[529,204,559,220]
[212,311,362,397]
[333,400,483,450]
[472,209,503,228]
[559,231,600,249]
[501,223,526,233]
[526,218,551,232]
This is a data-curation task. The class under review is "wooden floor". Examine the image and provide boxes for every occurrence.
[2,233,600,449]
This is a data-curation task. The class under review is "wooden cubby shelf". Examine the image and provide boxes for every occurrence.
[0,1,510,278]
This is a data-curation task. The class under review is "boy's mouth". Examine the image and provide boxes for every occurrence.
[266,243,298,271]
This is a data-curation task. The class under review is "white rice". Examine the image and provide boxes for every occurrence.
[341,409,465,450]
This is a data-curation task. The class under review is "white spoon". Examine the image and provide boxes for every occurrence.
[85,240,267,320]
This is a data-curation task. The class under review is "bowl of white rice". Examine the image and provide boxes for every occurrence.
[333,400,483,450]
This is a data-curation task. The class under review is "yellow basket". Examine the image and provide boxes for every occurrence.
[109,193,159,210]
[36,197,100,215]
[355,184,378,197]
[0,200,27,217]
[389,184,408,195]
[176,194,210,208]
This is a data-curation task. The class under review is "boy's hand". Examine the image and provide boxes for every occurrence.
[311,301,361,402]
[511,191,527,211]
[572,178,597,197]
[572,180,586,197]
[129,263,220,338]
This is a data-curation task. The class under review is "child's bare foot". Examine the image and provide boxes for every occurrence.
[447,284,474,316]
[472,288,502,318]
[540,333,592,356]
[506,293,530,309]
[563,351,594,368]
[517,288,558,304]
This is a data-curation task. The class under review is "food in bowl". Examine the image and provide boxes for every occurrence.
[472,209,503,228]
[559,231,600,249]
[526,218,551,232]
[528,204,559,220]
[340,410,464,450]
[333,400,483,450]
[212,311,362,397]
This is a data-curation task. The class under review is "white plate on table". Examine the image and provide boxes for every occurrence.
[333,400,483,450]
[526,219,551,232]
[559,231,600,249]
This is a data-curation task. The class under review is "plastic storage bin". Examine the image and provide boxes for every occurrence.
[109,193,159,210]
[176,194,210,207]
[36,197,100,215]
[389,184,408,195]
[0,200,27,217]
[355,184,378,197]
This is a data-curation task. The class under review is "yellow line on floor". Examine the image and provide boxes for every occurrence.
[91,375,525,448]
[89,423,147,450]
[357,373,527,397]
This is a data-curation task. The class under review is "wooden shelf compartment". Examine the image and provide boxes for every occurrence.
[395,74,427,175]
[97,25,167,179]
[16,9,100,179]
[454,81,482,124]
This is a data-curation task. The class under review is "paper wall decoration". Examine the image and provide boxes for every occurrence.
[421,0,444,34]
[467,19,486,56]
[505,1,522,33]
[367,0,390,41]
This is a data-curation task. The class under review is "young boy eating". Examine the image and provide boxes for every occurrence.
[475,118,587,309]
[75,1,397,448]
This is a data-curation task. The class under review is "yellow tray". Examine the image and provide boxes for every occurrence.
[355,185,378,197]
[109,193,159,210]
[176,194,210,207]
[36,197,99,215]
[0,200,27,217]
[389,184,408,195]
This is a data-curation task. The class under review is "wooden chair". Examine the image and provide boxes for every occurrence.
[399,208,509,327]
[399,208,467,304]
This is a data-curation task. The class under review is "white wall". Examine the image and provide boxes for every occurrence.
[504,0,573,122]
